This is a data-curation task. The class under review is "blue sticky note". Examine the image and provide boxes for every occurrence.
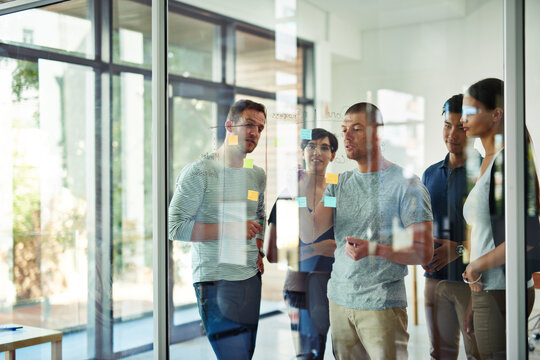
[324,196,336,208]
[296,197,307,208]
[300,129,312,140]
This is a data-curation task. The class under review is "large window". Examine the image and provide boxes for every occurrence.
[2,0,539,359]
[0,1,155,358]
[166,4,315,351]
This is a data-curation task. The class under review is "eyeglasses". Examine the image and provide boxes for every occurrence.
[306,143,332,152]
[461,106,482,121]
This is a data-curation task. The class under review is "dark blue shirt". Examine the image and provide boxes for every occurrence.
[422,154,468,281]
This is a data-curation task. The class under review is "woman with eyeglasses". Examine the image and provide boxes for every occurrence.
[267,128,338,360]
[460,78,540,359]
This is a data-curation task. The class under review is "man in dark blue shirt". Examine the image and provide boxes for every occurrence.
[423,94,479,359]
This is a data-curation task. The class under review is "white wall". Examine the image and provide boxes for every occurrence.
[182,0,540,173]
[330,0,540,175]
[330,0,505,174]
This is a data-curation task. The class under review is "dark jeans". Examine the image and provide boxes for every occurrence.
[194,273,262,360]
[284,272,331,360]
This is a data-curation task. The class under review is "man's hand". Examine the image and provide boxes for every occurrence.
[424,238,459,274]
[345,236,369,261]
[246,220,263,240]
[256,252,264,274]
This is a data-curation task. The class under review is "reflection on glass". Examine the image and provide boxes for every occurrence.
[113,0,151,68]
[236,30,304,96]
[170,97,217,324]
[0,0,92,58]
[169,13,221,81]
[0,57,93,359]
[111,73,154,352]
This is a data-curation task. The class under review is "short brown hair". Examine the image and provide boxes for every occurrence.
[228,99,267,123]
[345,102,383,126]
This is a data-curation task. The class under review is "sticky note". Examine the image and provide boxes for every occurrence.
[247,190,259,201]
[228,135,238,145]
[296,197,307,208]
[243,158,254,168]
[324,196,336,208]
[300,129,312,140]
[326,173,338,184]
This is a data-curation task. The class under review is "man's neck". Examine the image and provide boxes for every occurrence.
[447,152,466,169]
[356,150,390,173]
[216,144,245,168]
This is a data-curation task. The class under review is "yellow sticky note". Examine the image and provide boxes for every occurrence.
[326,173,338,184]
[243,158,254,168]
[247,190,259,201]
[228,135,238,145]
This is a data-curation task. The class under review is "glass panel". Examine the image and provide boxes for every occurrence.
[113,0,151,69]
[525,0,540,356]
[168,13,222,81]
[111,73,154,352]
[164,0,535,358]
[0,56,94,359]
[170,96,218,327]
[0,0,92,58]
[0,1,156,357]
[236,30,304,97]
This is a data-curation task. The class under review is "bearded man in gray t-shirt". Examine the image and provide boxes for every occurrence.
[300,102,433,360]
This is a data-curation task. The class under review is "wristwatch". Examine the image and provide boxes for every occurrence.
[258,248,266,258]
[456,243,464,256]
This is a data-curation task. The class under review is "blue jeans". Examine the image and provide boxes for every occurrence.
[194,273,261,360]
[284,272,331,360]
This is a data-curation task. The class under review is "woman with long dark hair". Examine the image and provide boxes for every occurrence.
[461,78,539,359]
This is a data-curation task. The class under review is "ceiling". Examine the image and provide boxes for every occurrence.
[304,0,489,31]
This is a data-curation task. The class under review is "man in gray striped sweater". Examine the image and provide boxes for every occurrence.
[168,99,267,360]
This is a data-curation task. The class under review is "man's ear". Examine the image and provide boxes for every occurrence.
[225,119,233,133]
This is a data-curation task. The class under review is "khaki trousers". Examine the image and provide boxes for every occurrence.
[471,287,535,360]
[329,300,409,360]
[424,278,480,359]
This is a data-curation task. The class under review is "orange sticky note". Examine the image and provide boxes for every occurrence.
[228,135,238,145]
[326,173,338,184]
[247,190,259,201]
[243,158,254,168]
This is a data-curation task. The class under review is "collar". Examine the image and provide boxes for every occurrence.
[439,153,465,170]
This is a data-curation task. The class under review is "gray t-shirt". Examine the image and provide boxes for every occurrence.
[325,164,433,310]
[168,154,266,283]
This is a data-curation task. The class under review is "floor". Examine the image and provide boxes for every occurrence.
[7,307,540,359]
[125,310,464,360]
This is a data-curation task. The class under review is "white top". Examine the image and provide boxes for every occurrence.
[463,150,506,290]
